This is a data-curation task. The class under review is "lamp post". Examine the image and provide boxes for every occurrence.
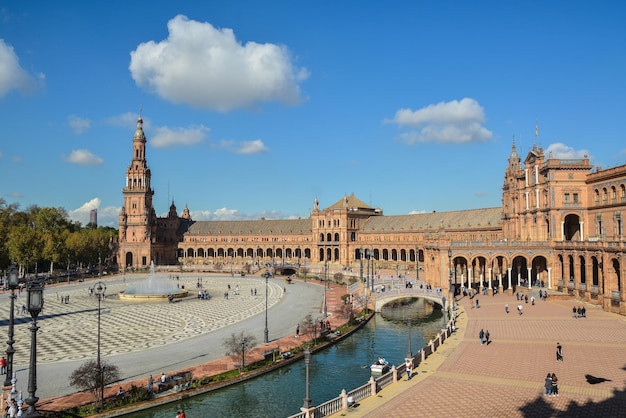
[303,348,312,409]
[4,267,19,389]
[359,248,364,283]
[24,276,44,418]
[448,248,453,323]
[94,281,106,410]
[264,272,270,343]
[416,248,419,282]
[370,250,376,293]
[323,262,328,318]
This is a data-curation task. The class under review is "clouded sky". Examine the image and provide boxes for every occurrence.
[1,1,625,227]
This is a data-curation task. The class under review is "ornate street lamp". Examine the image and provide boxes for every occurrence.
[24,276,44,418]
[94,281,106,410]
[370,249,375,293]
[359,248,364,283]
[448,248,453,318]
[4,267,19,388]
[264,272,270,343]
[416,248,419,282]
[302,348,312,409]
[323,262,328,318]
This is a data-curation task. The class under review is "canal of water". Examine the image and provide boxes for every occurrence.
[132,298,444,418]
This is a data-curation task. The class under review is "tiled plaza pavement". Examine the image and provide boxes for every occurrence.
[38,277,349,413]
[348,291,626,418]
[2,275,284,366]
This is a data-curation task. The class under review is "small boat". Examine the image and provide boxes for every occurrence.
[370,357,389,374]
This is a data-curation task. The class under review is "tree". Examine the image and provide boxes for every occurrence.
[222,331,257,371]
[69,359,120,403]
[300,314,317,344]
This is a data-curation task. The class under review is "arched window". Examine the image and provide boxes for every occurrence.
[334,233,339,241]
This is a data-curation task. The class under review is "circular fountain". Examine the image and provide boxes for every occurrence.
[119,262,188,301]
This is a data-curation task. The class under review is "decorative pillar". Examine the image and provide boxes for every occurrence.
[547,267,552,289]
[527,267,532,289]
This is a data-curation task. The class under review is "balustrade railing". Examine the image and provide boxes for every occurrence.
[289,315,456,418]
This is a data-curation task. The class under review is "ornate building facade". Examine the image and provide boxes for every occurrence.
[118,118,626,314]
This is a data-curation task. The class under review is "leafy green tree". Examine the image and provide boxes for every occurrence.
[7,224,43,274]
[0,199,21,269]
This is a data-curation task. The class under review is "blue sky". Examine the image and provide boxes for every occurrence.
[1,1,625,227]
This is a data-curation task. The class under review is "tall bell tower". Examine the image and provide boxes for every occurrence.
[118,116,157,269]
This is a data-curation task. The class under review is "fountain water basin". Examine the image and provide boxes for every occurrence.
[119,262,188,301]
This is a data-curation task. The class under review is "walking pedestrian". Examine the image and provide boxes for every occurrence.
[479,328,485,345]
[296,324,300,338]
[485,330,490,344]
[517,304,523,315]
[556,342,563,361]
[0,356,6,374]
[405,359,412,380]
[505,304,509,314]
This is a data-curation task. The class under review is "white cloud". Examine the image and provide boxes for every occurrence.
[236,139,269,155]
[545,143,590,160]
[217,139,269,154]
[64,149,104,166]
[129,15,309,111]
[0,39,44,98]
[151,125,208,147]
[388,98,493,144]
[68,115,91,134]
[68,198,120,227]
[190,207,289,221]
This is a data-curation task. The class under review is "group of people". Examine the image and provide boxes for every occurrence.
[197,289,210,299]
[478,328,490,345]
[544,372,560,396]
[573,306,587,318]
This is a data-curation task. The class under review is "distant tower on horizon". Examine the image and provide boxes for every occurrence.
[89,209,98,226]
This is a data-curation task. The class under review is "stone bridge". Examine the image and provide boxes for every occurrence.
[349,279,447,313]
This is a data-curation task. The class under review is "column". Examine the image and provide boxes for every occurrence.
[488,268,492,289]
[535,189,540,209]
[547,267,552,289]
[580,221,584,240]
[527,267,532,289]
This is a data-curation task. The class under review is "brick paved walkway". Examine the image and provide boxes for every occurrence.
[342,291,626,418]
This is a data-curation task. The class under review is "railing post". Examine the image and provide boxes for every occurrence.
[341,389,348,410]
[369,376,377,396]
[391,365,398,383]
[421,348,426,362]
